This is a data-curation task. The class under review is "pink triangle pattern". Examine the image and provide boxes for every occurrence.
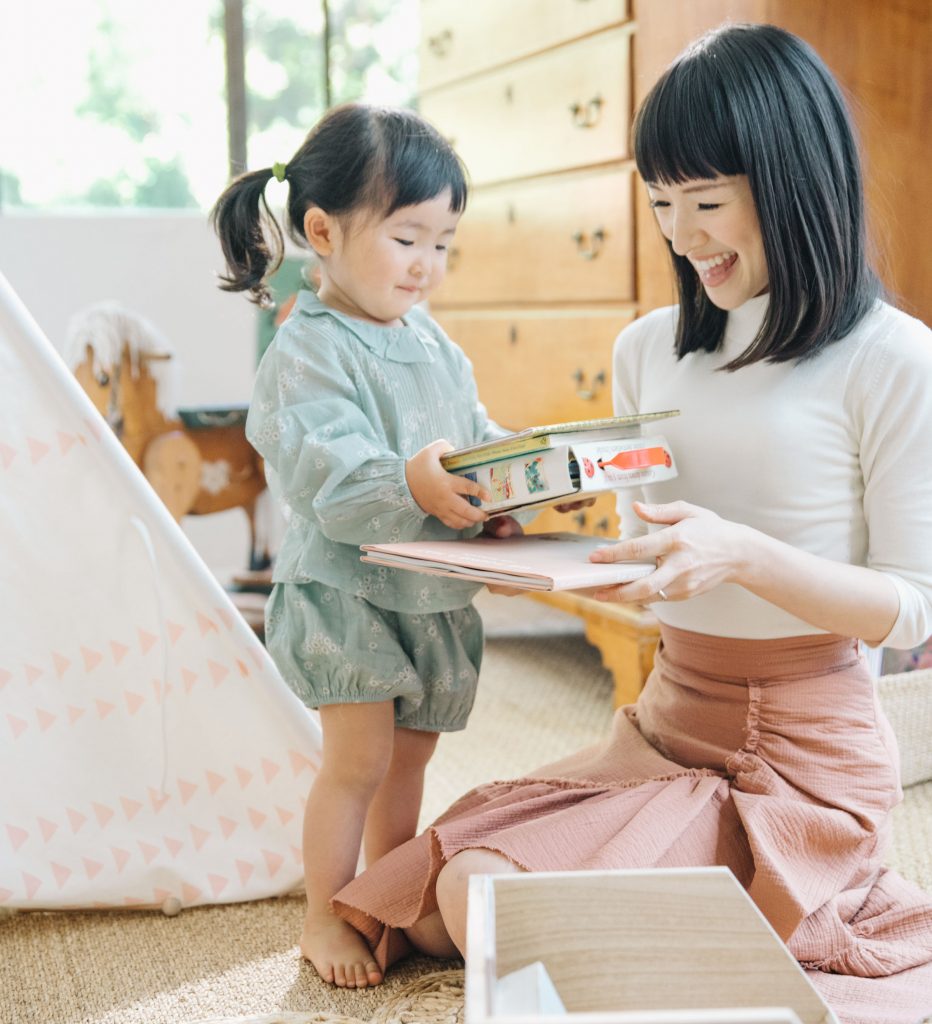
[67,808,87,834]
[57,431,77,455]
[6,825,28,851]
[110,641,129,665]
[236,659,250,678]
[208,660,229,686]
[208,874,228,897]
[24,663,43,685]
[166,620,185,645]
[36,708,56,731]
[51,862,72,889]
[0,442,15,469]
[124,691,145,715]
[52,652,70,679]
[120,797,143,820]
[93,803,114,827]
[236,860,254,884]
[247,808,267,829]
[81,647,104,672]
[197,612,219,636]
[82,856,104,880]
[261,758,280,783]
[111,847,130,873]
[177,779,198,804]
[139,841,160,865]
[7,714,28,740]
[137,628,158,654]
[95,699,116,719]
[67,705,85,724]
[181,667,198,693]
[190,826,210,851]
[218,816,238,839]
[0,667,10,689]
[27,437,50,463]
[22,872,42,899]
[148,788,170,813]
[262,850,284,877]
[38,818,58,842]
[235,765,253,789]
[164,836,184,858]
[205,771,225,795]
[216,608,234,631]
[276,807,294,826]
[181,883,202,904]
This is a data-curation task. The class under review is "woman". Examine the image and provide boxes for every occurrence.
[332,24,932,1022]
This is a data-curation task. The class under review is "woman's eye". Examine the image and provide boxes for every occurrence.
[648,199,669,209]
[394,238,414,247]
[698,203,721,211]
[435,244,448,252]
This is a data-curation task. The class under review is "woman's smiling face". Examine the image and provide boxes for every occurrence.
[646,174,769,310]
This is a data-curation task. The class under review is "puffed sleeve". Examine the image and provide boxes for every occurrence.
[611,318,652,542]
[246,337,428,545]
[855,316,932,649]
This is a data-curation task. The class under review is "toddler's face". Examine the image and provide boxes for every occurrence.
[318,189,461,326]
[645,174,769,311]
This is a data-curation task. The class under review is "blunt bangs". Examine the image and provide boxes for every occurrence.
[375,111,468,217]
[634,55,745,187]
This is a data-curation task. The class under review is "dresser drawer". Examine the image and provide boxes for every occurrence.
[436,309,634,429]
[420,0,630,91]
[528,491,620,538]
[421,26,632,185]
[434,168,634,306]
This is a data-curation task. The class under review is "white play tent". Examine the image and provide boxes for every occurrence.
[0,271,322,911]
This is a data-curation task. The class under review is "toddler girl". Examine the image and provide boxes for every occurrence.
[211,103,519,989]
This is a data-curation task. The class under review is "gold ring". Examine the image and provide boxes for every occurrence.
[657,588,669,601]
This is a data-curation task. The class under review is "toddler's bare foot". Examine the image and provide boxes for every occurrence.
[300,913,383,988]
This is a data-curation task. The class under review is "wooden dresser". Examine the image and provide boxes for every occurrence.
[419,0,930,707]
[419,0,658,707]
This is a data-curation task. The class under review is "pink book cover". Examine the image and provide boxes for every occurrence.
[360,532,655,592]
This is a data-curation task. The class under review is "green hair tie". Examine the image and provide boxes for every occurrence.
[271,161,287,183]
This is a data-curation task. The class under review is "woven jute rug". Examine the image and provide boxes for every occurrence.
[2,592,930,1024]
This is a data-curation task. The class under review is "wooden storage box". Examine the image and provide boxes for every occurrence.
[465,867,837,1024]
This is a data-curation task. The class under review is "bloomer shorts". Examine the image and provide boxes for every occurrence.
[265,582,484,732]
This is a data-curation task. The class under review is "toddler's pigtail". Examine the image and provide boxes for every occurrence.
[210,167,286,307]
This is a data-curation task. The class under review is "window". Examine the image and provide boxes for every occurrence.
[0,0,418,212]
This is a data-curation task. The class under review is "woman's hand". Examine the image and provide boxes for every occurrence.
[588,500,753,603]
[406,440,491,530]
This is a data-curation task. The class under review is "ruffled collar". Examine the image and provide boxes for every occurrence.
[294,289,437,364]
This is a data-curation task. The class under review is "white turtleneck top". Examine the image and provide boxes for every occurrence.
[612,295,932,649]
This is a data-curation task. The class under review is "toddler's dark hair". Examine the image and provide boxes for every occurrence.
[634,23,882,367]
[211,103,468,306]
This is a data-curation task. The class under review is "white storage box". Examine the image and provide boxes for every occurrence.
[465,867,837,1024]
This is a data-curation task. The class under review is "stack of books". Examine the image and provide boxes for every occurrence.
[442,411,679,516]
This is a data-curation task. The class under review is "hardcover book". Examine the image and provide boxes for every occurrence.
[457,434,677,515]
[441,410,679,471]
[360,532,655,592]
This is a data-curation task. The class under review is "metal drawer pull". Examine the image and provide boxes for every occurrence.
[573,511,588,528]
[572,228,605,260]
[428,29,452,57]
[572,368,606,400]
[595,517,611,533]
[447,245,460,271]
[569,95,604,128]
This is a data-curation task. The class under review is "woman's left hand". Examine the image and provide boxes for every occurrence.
[588,500,752,604]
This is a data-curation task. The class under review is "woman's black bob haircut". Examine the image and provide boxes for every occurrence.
[211,103,468,306]
[633,23,882,368]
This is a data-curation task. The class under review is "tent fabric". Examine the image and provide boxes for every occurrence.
[0,272,322,910]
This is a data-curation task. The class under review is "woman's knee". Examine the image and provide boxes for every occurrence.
[435,849,522,951]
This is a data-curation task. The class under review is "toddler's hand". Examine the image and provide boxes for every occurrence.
[406,439,491,530]
[482,515,524,539]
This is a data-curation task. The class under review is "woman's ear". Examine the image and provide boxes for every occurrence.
[303,207,336,256]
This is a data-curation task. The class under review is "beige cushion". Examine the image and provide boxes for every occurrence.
[878,668,932,788]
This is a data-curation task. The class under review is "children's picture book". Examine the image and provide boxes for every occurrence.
[456,434,677,515]
[360,532,655,592]
[440,410,679,471]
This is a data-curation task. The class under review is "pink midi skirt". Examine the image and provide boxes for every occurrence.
[333,627,932,1024]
